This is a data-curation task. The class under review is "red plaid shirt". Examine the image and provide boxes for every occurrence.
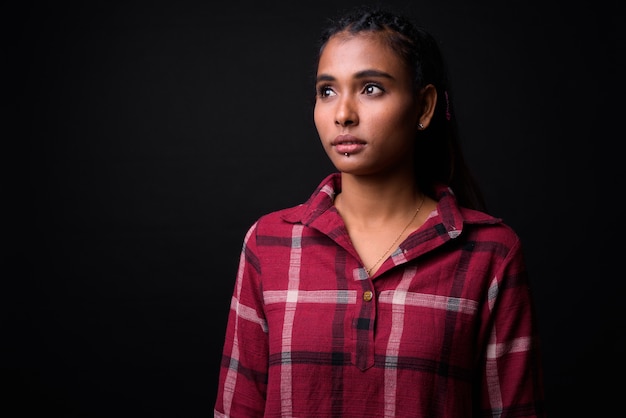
[214,173,546,417]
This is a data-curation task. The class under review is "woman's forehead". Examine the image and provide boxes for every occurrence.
[317,33,407,78]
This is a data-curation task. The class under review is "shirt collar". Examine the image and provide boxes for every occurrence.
[280,172,499,235]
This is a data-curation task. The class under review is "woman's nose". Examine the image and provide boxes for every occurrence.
[335,97,358,126]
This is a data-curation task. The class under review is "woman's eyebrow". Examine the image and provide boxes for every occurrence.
[316,74,335,83]
[316,69,394,84]
[354,69,394,79]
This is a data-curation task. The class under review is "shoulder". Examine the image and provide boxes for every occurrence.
[429,184,524,251]
[460,208,517,237]
[257,204,307,227]
[459,207,522,249]
[253,173,340,229]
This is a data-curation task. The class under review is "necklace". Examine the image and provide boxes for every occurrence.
[365,194,426,276]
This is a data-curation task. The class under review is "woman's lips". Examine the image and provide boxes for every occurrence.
[335,143,365,154]
[332,134,366,154]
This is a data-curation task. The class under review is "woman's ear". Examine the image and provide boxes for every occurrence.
[417,84,437,130]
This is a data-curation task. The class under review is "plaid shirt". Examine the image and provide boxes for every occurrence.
[214,173,546,417]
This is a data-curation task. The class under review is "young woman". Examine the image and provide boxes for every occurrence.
[214,5,546,417]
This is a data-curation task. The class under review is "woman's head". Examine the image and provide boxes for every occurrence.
[317,5,446,97]
[314,25,434,179]
[314,4,485,211]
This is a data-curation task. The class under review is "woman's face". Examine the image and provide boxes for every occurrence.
[314,32,422,177]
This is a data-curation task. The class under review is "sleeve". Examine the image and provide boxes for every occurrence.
[479,236,547,417]
[214,222,269,417]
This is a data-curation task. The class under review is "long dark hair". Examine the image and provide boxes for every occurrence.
[315,4,487,212]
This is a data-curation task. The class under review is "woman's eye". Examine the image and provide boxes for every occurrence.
[364,84,383,95]
[318,86,335,98]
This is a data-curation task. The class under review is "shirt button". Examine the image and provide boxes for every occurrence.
[363,290,373,302]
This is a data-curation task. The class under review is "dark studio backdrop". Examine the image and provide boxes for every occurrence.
[7,0,621,416]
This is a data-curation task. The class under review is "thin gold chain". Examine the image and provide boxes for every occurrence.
[365,195,426,276]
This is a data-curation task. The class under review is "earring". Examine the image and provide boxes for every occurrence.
[418,123,424,130]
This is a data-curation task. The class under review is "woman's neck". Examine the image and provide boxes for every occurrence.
[335,172,423,228]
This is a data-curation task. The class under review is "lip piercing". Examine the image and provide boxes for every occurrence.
[344,153,349,156]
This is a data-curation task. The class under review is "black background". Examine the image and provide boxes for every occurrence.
[7,0,622,417]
